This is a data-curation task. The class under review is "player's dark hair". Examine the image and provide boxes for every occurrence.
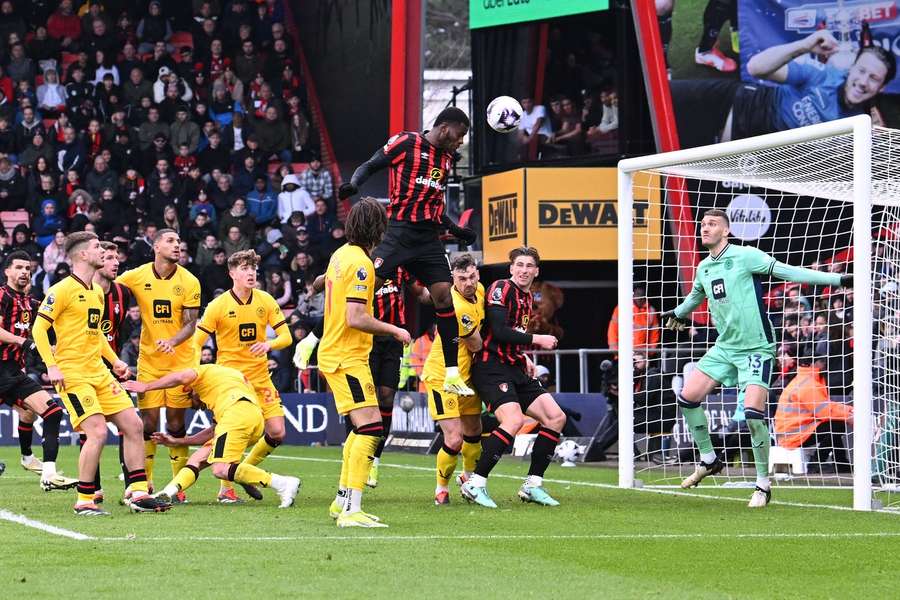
[434,107,470,129]
[153,228,178,245]
[228,249,261,271]
[856,45,897,86]
[3,250,31,269]
[451,253,477,271]
[509,246,540,266]
[100,241,118,252]
[345,196,387,250]
[65,231,98,256]
[703,209,730,226]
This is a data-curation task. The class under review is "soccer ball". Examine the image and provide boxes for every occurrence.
[486,96,523,133]
[398,394,416,413]
[554,439,584,467]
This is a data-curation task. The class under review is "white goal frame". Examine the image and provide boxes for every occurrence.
[616,115,874,510]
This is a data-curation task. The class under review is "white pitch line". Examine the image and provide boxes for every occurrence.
[0,509,94,541]
[95,531,900,543]
[267,455,891,514]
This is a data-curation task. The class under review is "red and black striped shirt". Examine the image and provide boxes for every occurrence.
[0,284,35,367]
[479,279,533,368]
[380,132,454,224]
[102,282,133,354]
[373,267,410,327]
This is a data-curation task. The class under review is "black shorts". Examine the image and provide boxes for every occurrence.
[372,221,451,286]
[0,361,43,408]
[369,335,402,391]
[471,357,547,413]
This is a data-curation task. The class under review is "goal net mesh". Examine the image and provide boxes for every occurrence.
[628,127,900,507]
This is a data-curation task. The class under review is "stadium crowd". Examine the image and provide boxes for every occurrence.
[0,0,333,392]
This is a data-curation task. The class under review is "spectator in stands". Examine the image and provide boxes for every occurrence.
[288,249,314,298]
[200,247,230,303]
[219,197,254,239]
[138,106,170,151]
[254,105,290,164]
[198,129,230,173]
[138,1,174,54]
[608,283,660,353]
[233,154,261,196]
[33,199,65,248]
[247,174,277,226]
[223,224,250,257]
[7,43,34,84]
[305,197,332,247]
[39,227,67,272]
[298,153,333,205]
[265,268,292,308]
[36,68,67,117]
[517,96,552,158]
[85,155,118,198]
[195,234,220,268]
[278,173,314,223]
[123,67,152,108]
[288,111,310,161]
[47,0,81,52]
[169,104,201,153]
[0,156,24,208]
[121,329,142,369]
[185,209,215,251]
[19,132,54,170]
[774,351,853,473]
[11,224,40,260]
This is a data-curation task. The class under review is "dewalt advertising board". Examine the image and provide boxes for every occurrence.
[480,167,661,263]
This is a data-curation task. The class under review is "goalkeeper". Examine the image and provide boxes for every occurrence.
[662,209,850,507]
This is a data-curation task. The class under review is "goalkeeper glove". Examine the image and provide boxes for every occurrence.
[661,311,689,332]
[840,274,853,287]
[448,223,477,245]
[338,183,358,200]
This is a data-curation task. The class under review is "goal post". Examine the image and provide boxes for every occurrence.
[617,115,876,510]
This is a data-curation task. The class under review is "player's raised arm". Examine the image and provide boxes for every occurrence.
[338,135,407,199]
[345,301,411,345]
[746,246,851,286]
[160,306,200,353]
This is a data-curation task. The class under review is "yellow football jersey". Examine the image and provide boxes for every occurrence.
[318,243,375,373]
[116,263,201,374]
[197,289,287,383]
[189,363,259,422]
[423,283,485,384]
[36,274,107,376]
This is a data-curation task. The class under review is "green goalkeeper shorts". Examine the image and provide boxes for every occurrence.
[695,344,775,390]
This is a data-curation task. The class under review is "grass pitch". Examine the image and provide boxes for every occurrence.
[2,445,899,598]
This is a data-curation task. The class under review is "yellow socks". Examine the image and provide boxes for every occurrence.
[233,463,272,488]
[436,443,460,486]
[169,445,188,478]
[462,435,482,474]
[245,434,279,466]
[340,431,357,489]
[144,439,157,484]
[347,422,383,490]
[172,466,199,493]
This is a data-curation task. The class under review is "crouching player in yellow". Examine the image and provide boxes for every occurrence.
[32,232,170,515]
[321,198,411,528]
[193,250,293,503]
[123,363,301,508]
[422,254,485,505]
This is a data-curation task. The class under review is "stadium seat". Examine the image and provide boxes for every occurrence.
[42,118,56,130]
[769,445,807,475]
[291,162,309,174]
[1,210,29,232]
[169,31,193,49]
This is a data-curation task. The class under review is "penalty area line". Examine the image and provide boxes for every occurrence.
[267,455,890,514]
[0,509,94,540]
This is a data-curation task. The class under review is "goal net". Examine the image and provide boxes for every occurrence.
[617,116,900,511]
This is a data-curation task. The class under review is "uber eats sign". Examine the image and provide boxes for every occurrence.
[481,168,661,263]
[470,0,608,29]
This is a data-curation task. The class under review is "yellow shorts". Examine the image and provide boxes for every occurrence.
[209,400,265,464]
[321,364,377,416]
[251,379,285,421]
[425,381,481,421]
[57,371,135,430]
[137,366,192,410]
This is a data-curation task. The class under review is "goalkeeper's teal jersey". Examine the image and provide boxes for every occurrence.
[673,244,841,352]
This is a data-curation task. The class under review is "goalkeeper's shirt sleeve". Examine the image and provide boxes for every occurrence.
[770,262,842,286]
[673,279,706,319]
[743,245,842,286]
